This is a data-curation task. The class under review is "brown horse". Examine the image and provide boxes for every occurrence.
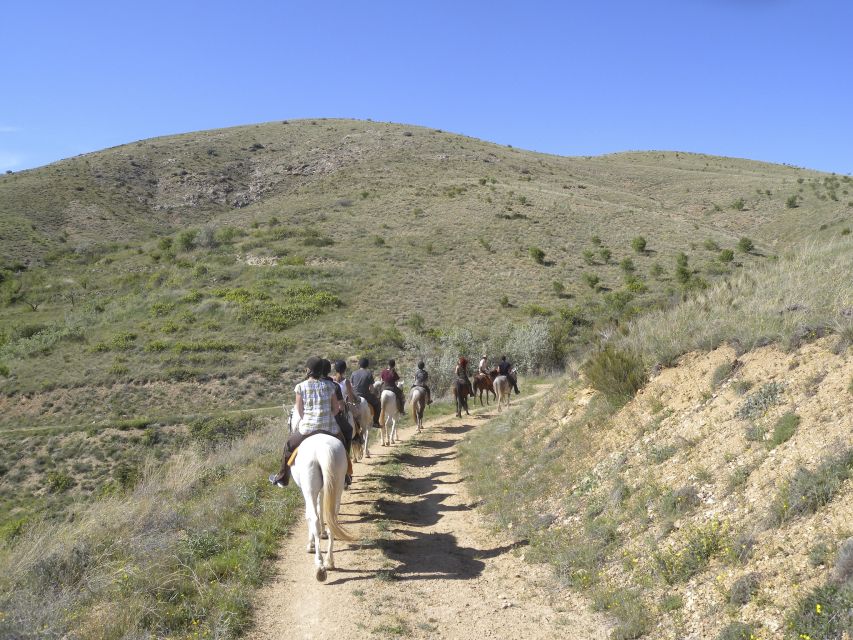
[452,378,472,418]
[472,368,498,406]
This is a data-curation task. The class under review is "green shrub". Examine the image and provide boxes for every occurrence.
[158,237,173,250]
[46,470,75,493]
[529,247,545,264]
[659,484,700,516]
[582,346,647,406]
[150,301,175,317]
[786,195,799,208]
[624,276,648,293]
[590,587,650,640]
[582,249,596,265]
[770,449,853,525]
[631,236,647,253]
[650,262,665,278]
[654,520,729,584]
[715,622,757,640]
[599,247,612,263]
[769,412,800,448]
[736,382,785,419]
[786,581,853,640]
[0,363,8,377]
[499,295,510,308]
[732,198,746,211]
[704,238,720,251]
[583,273,600,290]
[372,235,385,247]
[591,235,602,246]
[719,249,734,263]
[728,572,761,605]
[190,413,263,448]
[649,444,677,463]
[620,257,636,273]
[552,280,564,296]
[744,424,766,442]
[737,237,754,253]
[177,229,196,251]
[110,332,137,351]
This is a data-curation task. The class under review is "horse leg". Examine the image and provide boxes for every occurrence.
[364,423,371,458]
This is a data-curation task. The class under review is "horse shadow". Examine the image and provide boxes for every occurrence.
[442,424,475,435]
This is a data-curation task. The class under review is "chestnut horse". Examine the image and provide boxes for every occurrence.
[472,368,498,405]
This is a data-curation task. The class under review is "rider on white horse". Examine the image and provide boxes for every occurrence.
[270,356,349,488]
[498,355,520,395]
[413,361,432,405]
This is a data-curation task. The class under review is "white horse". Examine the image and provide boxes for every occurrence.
[378,389,400,446]
[410,386,427,432]
[290,433,355,581]
[349,396,373,460]
[493,375,512,412]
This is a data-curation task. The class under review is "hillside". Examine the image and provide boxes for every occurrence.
[0,119,850,538]
[461,242,853,640]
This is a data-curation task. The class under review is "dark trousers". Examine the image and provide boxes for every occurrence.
[509,372,520,393]
[383,384,405,413]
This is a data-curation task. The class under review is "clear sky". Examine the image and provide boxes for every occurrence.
[2,0,851,174]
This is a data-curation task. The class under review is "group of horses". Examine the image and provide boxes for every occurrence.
[286,373,512,582]
[284,382,428,581]
[453,368,513,417]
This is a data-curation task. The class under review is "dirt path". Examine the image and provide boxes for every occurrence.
[248,389,609,639]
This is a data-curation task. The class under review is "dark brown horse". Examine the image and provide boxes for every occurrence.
[472,368,498,406]
[452,378,473,418]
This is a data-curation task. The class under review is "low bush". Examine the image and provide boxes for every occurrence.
[786,581,853,640]
[529,247,545,265]
[590,586,650,640]
[736,382,785,419]
[769,412,800,447]
[631,236,647,253]
[654,520,730,584]
[582,346,647,406]
[659,484,700,516]
[737,237,754,253]
[715,622,757,640]
[728,572,761,605]
[189,413,264,449]
[719,249,734,263]
[770,448,853,525]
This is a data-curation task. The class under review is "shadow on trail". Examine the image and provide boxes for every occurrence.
[441,423,475,435]
[413,438,455,450]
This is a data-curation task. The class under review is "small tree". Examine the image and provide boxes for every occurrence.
[499,295,510,307]
[177,229,196,251]
[737,237,754,253]
[529,247,545,265]
[583,273,600,290]
[631,236,647,253]
[599,247,612,263]
[620,257,636,274]
[732,198,746,211]
[591,235,602,246]
[719,249,734,263]
[786,195,799,209]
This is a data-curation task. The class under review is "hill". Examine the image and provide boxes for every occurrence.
[0,119,850,530]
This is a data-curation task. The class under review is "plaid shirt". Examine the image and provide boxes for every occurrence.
[294,378,338,435]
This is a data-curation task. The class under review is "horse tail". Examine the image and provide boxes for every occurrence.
[318,442,355,542]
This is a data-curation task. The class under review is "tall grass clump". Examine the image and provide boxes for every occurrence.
[582,346,647,406]
[770,448,853,525]
[0,419,301,640]
[619,240,853,366]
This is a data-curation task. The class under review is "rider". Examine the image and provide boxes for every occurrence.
[270,356,346,487]
[413,361,432,405]
[351,357,381,429]
[498,355,521,395]
[478,354,490,376]
[455,356,473,397]
[380,359,405,414]
[321,359,353,486]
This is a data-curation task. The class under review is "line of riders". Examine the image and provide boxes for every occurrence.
[268,354,520,489]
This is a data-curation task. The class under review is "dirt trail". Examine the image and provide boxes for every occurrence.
[248,388,609,639]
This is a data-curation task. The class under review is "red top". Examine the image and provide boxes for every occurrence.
[380,368,399,385]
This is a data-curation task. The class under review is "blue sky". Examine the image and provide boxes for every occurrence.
[1,0,851,173]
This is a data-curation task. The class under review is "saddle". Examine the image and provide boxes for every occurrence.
[288,433,354,475]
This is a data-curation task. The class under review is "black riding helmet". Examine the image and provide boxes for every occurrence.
[334,359,347,374]
[417,361,425,369]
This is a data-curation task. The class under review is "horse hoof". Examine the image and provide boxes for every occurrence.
[316,567,327,582]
